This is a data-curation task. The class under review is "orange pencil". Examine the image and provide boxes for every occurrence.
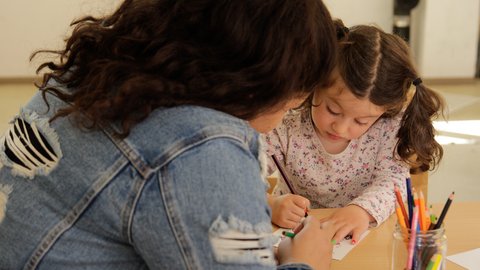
[394,185,410,228]
[413,189,426,231]
[412,188,418,207]
[395,201,407,228]
[419,191,427,231]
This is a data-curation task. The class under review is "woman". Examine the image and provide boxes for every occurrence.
[0,0,339,269]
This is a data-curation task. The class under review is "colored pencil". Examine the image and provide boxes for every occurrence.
[406,207,419,270]
[430,213,437,224]
[394,185,410,228]
[271,155,296,194]
[424,204,432,230]
[419,191,427,231]
[271,154,308,217]
[413,188,425,231]
[413,188,419,208]
[282,230,336,244]
[433,191,455,230]
[431,254,443,270]
[406,178,414,224]
[425,253,439,270]
[395,201,407,228]
[282,231,296,238]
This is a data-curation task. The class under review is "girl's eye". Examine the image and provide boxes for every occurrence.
[326,106,340,116]
[355,119,368,126]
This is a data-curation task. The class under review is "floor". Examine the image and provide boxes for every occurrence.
[1,79,479,203]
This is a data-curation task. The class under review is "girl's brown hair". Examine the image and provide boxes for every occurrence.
[333,20,445,173]
[32,0,337,137]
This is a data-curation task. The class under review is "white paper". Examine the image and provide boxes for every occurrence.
[447,248,480,270]
[272,228,370,261]
[331,230,370,260]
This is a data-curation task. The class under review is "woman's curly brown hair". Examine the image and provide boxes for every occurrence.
[32,0,337,137]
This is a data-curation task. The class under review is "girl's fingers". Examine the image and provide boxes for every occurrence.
[350,227,365,245]
[332,224,352,243]
[290,206,307,219]
[318,217,329,223]
[292,195,310,211]
[281,212,304,229]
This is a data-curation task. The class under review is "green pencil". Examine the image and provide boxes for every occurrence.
[282,231,336,244]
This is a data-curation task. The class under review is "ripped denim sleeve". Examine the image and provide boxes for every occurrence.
[209,215,279,267]
[0,110,62,179]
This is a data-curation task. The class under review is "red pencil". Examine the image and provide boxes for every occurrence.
[394,185,410,228]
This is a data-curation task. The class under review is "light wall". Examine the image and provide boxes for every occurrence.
[323,0,394,32]
[1,0,479,79]
[411,0,480,78]
[0,0,122,78]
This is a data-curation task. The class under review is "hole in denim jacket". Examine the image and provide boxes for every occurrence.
[1,116,60,178]
[209,215,277,266]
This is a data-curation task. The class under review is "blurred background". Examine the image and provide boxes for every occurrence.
[1,0,479,203]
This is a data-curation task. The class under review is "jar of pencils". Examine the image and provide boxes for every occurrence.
[391,224,447,270]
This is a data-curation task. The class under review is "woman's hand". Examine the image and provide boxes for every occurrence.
[320,205,374,245]
[277,216,340,270]
[268,194,310,229]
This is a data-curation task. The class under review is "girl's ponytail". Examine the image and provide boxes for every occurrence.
[396,78,445,173]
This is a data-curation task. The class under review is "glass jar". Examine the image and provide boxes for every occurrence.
[391,224,447,270]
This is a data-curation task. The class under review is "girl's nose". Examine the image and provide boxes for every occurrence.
[332,119,348,135]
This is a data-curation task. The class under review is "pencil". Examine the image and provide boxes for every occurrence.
[412,188,417,204]
[395,201,407,228]
[271,154,308,217]
[394,185,410,228]
[424,204,431,230]
[271,155,296,194]
[430,211,437,225]
[406,178,414,224]
[425,253,440,270]
[406,206,419,270]
[418,191,427,231]
[282,231,295,238]
[433,191,455,230]
[282,231,337,244]
[413,189,423,231]
[431,254,443,270]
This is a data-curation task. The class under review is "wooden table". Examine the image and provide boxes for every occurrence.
[301,201,479,269]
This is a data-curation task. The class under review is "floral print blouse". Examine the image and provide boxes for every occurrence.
[263,109,409,226]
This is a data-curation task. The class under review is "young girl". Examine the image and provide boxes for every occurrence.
[265,20,445,244]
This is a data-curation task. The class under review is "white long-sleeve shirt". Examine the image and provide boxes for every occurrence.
[263,109,409,225]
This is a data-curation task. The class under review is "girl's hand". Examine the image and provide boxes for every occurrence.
[320,205,374,245]
[270,194,310,229]
[277,216,340,270]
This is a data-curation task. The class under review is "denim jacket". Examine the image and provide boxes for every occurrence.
[0,91,313,270]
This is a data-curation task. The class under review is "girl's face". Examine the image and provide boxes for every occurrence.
[311,76,385,147]
[249,96,307,133]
